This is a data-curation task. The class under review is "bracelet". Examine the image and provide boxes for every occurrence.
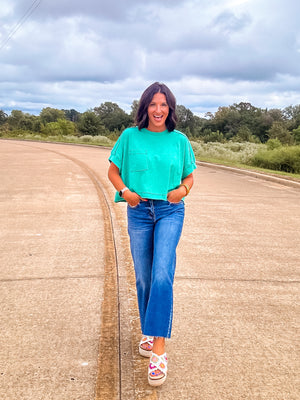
[179,183,190,196]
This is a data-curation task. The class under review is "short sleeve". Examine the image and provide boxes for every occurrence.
[182,139,196,179]
[108,132,125,170]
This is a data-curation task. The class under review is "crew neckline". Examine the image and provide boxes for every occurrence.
[142,128,170,136]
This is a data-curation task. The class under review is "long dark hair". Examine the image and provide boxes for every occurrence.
[135,82,178,131]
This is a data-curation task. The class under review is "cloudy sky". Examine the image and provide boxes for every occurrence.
[1,0,300,116]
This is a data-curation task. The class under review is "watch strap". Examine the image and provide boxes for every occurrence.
[119,187,129,197]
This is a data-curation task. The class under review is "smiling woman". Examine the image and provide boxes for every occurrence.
[147,93,169,132]
[135,82,178,133]
[108,82,196,387]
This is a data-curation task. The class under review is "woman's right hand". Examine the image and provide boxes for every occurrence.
[123,190,144,207]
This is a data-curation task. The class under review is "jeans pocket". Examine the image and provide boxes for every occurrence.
[167,200,183,205]
[128,202,140,209]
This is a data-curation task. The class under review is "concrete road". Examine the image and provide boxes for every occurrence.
[0,139,299,400]
[0,140,107,400]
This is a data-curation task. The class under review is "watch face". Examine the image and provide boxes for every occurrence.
[119,187,127,197]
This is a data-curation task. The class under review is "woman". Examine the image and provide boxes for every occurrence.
[108,82,196,386]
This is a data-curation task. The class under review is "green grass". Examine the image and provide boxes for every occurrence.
[1,131,114,147]
[191,140,300,180]
[251,146,300,174]
[196,155,300,180]
[2,131,300,181]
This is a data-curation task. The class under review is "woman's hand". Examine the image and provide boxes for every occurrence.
[168,174,194,203]
[167,186,186,203]
[108,162,145,207]
[123,190,145,207]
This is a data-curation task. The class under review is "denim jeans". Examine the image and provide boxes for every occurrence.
[127,200,185,338]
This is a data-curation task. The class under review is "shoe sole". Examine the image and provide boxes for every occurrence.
[139,346,152,358]
[148,375,167,386]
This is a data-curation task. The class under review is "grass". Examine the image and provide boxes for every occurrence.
[2,131,300,181]
[196,156,300,180]
[1,131,114,147]
[190,140,300,180]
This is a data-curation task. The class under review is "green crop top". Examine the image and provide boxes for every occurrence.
[109,126,196,202]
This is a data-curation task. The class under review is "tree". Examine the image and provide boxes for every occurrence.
[63,109,80,122]
[7,110,41,131]
[212,106,240,139]
[230,102,264,140]
[77,111,106,136]
[292,126,300,144]
[94,102,131,132]
[266,108,284,122]
[205,102,286,143]
[258,109,283,143]
[0,110,7,125]
[7,110,24,129]
[283,105,300,130]
[176,105,196,136]
[130,100,139,123]
[268,121,292,144]
[40,107,65,124]
[236,126,252,142]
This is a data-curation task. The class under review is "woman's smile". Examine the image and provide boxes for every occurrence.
[147,93,169,132]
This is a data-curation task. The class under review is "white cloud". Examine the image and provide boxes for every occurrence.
[1,0,300,116]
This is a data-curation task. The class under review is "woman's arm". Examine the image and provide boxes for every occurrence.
[167,173,194,203]
[108,162,143,207]
[108,161,126,192]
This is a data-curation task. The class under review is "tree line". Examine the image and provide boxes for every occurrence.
[1,101,300,145]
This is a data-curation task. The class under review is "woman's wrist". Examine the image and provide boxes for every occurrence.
[174,185,186,201]
[122,189,131,200]
[179,183,190,196]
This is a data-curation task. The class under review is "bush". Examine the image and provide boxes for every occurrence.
[77,111,106,136]
[266,138,282,150]
[190,140,261,164]
[251,146,300,173]
[79,135,113,146]
[203,130,224,143]
[42,119,76,136]
[90,135,113,146]
[80,135,94,143]
[0,123,9,136]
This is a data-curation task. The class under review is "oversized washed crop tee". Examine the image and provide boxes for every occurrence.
[109,126,196,202]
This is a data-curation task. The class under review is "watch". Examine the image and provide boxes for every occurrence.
[119,187,129,197]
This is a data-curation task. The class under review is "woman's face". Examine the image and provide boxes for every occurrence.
[147,92,169,132]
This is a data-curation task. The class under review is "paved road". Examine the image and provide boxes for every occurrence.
[0,139,299,400]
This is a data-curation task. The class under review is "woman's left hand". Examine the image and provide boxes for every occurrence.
[167,186,186,203]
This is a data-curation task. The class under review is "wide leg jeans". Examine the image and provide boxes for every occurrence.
[127,200,185,338]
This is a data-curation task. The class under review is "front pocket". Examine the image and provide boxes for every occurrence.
[167,200,184,206]
[129,151,148,172]
[128,202,140,209]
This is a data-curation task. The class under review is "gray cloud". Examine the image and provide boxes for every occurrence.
[12,0,188,22]
[1,0,300,116]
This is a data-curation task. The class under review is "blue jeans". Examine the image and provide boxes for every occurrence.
[127,200,185,338]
